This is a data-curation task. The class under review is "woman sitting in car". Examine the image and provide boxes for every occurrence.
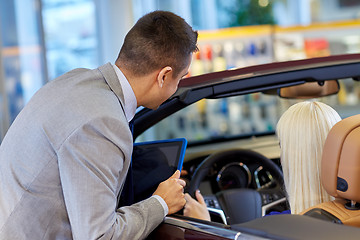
[276,101,341,214]
[184,101,341,219]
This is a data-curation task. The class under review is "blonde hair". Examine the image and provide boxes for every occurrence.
[276,101,341,214]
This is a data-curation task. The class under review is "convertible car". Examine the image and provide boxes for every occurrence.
[132,53,360,239]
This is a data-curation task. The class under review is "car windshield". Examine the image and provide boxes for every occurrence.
[136,78,359,144]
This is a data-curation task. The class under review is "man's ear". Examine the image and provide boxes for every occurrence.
[157,66,173,88]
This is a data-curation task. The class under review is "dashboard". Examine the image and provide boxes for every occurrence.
[183,154,279,194]
[181,135,288,223]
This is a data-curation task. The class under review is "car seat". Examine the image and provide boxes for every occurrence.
[301,114,360,227]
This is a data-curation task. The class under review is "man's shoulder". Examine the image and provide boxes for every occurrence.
[51,63,112,81]
[53,67,98,81]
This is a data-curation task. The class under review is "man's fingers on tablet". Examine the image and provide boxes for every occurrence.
[170,170,181,179]
[176,178,186,187]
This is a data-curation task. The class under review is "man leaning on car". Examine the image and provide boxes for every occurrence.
[0,10,198,239]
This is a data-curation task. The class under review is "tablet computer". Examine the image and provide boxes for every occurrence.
[131,138,187,203]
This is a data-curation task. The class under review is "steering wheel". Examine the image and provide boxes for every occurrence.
[187,149,285,225]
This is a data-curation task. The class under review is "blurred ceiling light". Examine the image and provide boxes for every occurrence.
[259,0,269,7]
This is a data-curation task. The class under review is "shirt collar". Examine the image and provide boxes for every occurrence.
[112,64,137,122]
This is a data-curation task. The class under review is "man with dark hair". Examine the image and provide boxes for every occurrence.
[0,11,198,239]
[118,11,198,78]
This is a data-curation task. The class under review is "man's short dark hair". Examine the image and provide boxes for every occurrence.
[117,11,198,77]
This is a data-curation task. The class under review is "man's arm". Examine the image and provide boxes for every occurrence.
[57,117,165,239]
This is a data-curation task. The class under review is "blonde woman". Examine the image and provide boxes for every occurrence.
[276,101,341,214]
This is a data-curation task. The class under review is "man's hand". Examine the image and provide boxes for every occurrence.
[183,190,211,221]
[153,170,186,214]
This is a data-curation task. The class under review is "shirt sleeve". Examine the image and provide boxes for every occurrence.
[152,195,169,216]
[57,117,166,240]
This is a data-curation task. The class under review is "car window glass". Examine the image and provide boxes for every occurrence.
[137,78,359,144]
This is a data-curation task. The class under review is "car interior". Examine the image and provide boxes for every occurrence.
[135,54,360,239]
[145,85,360,239]
[302,113,360,226]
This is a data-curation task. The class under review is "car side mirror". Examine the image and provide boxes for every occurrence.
[278,80,339,99]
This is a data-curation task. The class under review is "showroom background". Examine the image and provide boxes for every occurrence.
[0,0,360,142]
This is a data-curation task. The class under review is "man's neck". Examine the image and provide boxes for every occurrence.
[115,62,158,108]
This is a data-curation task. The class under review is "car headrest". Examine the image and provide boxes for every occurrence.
[322,114,360,202]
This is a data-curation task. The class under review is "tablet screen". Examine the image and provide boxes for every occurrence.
[132,138,187,203]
